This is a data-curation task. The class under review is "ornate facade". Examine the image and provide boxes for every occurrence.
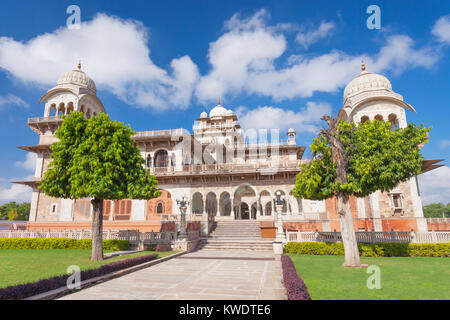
[15,63,441,233]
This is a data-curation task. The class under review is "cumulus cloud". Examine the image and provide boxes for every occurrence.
[14,153,37,172]
[0,175,34,204]
[0,14,199,110]
[439,140,450,149]
[0,94,29,108]
[196,10,440,103]
[432,15,450,44]
[296,21,335,49]
[0,10,444,110]
[418,166,450,204]
[236,101,332,134]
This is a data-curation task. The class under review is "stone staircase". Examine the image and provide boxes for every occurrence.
[197,220,274,251]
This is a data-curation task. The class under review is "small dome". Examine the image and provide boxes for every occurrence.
[209,104,228,117]
[200,111,208,118]
[343,70,392,103]
[288,128,296,133]
[57,68,96,94]
[226,109,233,116]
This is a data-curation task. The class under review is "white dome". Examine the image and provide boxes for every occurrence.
[226,109,233,116]
[288,128,296,133]
[200,111,208,118]
[209,104,228,117]
[57,68,96,94]
[343,70,392,103]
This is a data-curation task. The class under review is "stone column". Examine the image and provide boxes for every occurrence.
[256,199,261,219]
[370,191,382,231]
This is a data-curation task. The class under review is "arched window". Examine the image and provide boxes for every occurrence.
[154,150,169,167]
[374,114,383,121]
[66,102,74,115]
[388,114,399,130]
[360,116,369,124]
[265,202,272,216]
[86,109,91,119]
[157,202,164,214]
[58,103,65,116]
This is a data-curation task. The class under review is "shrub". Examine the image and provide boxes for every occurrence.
[0,238,129,251]
[285,242,450,257]
[0,253,158,300]
[281,255,311,300]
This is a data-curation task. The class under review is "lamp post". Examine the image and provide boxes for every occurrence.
[176,196,190,240]
[273,191,286,254]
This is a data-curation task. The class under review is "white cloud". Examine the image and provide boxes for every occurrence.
[236,101,332,134]
[0,181,33,204]
[196,10,439,103]
[0,94,29,108]
[296,21,335,49]
[15,153,37,172]
[0,10,444,110]
[0,14,199,111]
[439,140,450,149]
[432,15,450,44]
[418,166,450,204]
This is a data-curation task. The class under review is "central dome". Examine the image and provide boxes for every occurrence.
[343,70,392,103]
[209,104,228,117]
[57,67,96,94]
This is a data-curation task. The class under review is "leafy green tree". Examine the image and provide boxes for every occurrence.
[0,202,30,220]
[7,209,19,221]
[40,111,160,260]
[423,203,450,218]
[293,115,429,267]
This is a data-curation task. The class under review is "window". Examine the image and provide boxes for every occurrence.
[103,200,112,221]
[50,203,58,215]
[73,199,91,218]
[389,193,404,216]
[113,199,132,220]
[154,150,169,167]
[157,203,164,214]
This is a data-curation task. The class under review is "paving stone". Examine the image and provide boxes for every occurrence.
[60,250,287,300]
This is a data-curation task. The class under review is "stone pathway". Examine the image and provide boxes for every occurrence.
[59,250,287,300]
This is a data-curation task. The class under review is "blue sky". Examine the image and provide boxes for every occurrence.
[0,0,449,204]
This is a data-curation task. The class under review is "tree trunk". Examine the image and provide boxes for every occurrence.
[321,115,361,268]
[90,198,104,261]
[337,193,361,267]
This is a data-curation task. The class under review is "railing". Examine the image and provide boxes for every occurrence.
[28,116,64,124]
[132,129,189,139]
[285,230,450,244]
[147,160,306,176]
[0,229,201,245]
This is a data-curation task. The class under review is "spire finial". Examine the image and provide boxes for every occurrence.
[77,61,82,70]
[361,59,366,71]
[218,97,221,105]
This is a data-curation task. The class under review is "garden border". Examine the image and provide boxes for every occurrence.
[281,255,311,300]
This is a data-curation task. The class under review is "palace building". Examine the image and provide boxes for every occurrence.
[14,63,444,235]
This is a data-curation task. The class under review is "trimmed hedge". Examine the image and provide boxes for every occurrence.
[285,241,450,257]
[281,255,311,300]
[0,253,158,300]
[0,238,129,251]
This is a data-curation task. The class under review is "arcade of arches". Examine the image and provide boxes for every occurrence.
[96,186,304,221]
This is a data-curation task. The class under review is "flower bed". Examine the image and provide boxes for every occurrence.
[0,253,158,300]
[281,255,311,300]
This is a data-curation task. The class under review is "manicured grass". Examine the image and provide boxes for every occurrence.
[288,254,450,300]
[0,249,178,289]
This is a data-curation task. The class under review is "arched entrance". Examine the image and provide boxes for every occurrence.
[240,203,249,220]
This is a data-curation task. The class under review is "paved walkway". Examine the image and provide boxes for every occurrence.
[60,250,287,300]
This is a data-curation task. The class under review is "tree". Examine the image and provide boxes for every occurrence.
[423,203,450,218]
[293,116,430,267]
[0,202,30,220]
[40,111,160,261]
[7,209,19,221]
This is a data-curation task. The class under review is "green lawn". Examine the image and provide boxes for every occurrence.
[288,254,450,300]
[0,249,178,289]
